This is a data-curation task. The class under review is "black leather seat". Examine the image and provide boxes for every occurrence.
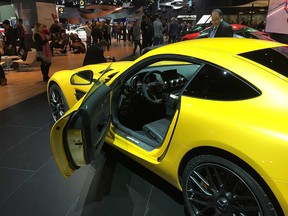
[142,118,170,145]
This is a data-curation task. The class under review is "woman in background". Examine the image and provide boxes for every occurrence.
[32,23,52,82]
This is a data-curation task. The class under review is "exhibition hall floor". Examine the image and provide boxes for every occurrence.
[0,40,186,216]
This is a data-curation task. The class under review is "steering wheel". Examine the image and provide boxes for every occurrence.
[141,70,170,104]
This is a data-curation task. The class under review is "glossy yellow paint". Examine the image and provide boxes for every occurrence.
[177,95,288,177]
[264,177,288,214]
[47,61,133,109]
[114,92,288,212]
[137,38,283,61]
[50,38,288,213]
[50,110,77,178]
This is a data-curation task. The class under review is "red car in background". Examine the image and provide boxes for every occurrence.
[180,24,273,41]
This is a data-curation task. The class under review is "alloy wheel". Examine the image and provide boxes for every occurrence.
[49,84,68,121]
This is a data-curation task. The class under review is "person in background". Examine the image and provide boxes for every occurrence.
[208,9,233,38]
[91,20,97,44]
[141,15,153,49]
[122,22,127,41]
[41,24,50,36]
[83,40,111,66]
[0,37,7,86]
[179,21,188,37]
[111,23,117,39]
[70,33,86,53]
[116,22,122,42]
[2,20,17,56]
[152,14,164,46]
[33,23,52,82]
[92,21,103,44]
[127,21,133,42]
[107,21,112,46]
[50,32,68,55]
[16,18,26,55]
[84,21,92,48]
[49,20,61,40]
[101,21,110,51]
[162,18,169,40]
[132,19,142,55]
[168,17,179,43]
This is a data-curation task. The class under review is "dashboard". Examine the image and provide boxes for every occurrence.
[123,69,188,96]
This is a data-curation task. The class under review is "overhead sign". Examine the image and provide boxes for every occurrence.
[177,15,197,20]
[196,15,211,24]
[58,7,65,14]
[79,0,86,9]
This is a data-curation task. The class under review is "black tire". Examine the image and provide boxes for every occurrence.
[182,155,278,216]
[48,83,69,121]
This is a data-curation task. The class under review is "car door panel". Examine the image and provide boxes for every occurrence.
[50,82,111,178]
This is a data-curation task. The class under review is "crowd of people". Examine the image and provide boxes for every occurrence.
[80,13,200,61]
[0,19,26,86]
[71,9,240,62]
[0,11,228,86]
[0,8,266,86]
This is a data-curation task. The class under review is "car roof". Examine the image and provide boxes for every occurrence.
[182,24,264,40]
[137,38,288,93]
[145,38,284,57]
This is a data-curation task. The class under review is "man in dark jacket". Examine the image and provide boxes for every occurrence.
[168,17,179,43]
[3,20,17,56]
[83,40,109,66]
[208,9,233,38]
[16,18,26,55]
[141,15,153,49]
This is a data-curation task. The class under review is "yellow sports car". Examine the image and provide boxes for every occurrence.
[48,38,288,216]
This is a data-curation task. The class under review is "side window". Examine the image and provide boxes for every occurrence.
[183,64,260,100]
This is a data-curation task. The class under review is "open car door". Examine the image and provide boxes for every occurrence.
[50,80,111,178]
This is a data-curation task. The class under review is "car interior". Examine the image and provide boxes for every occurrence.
[112,60,201,151]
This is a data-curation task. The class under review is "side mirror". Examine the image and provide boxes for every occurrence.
[70,70,93,85]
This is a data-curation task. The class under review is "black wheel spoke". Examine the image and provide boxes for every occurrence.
[197,204,216,215]
[187,188,213,200]
[232,179,240,194]
[213,166,224,189]
[189,197,212,206]
[233,194,257,201]
[49,85,68,121]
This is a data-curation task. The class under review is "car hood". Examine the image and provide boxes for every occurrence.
[49,61,132,84]
[87,61,133,81]
[47,60,134,110]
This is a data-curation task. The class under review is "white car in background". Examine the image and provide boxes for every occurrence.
[66,26,87,42]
